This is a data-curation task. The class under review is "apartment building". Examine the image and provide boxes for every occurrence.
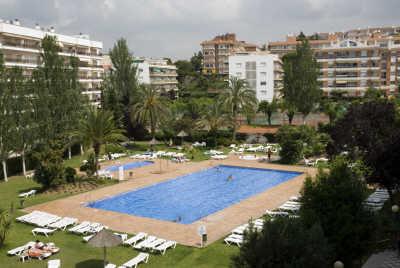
[229,52,282,102]
[134,58,178,95]
[0,19,104,105]
[268,26,400,96]
[201,33,258,76]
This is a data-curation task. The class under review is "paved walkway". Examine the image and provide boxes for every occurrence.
[363,250,400,268]
[26,156,316,247]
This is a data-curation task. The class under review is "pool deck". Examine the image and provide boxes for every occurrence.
[26,156,316,247]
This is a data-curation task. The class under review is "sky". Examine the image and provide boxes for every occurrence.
[1,0,399,60]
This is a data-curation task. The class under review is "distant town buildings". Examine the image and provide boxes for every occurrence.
[201,33,258,75]
[134,57,178,95]
[229,52,282,102]
[0,19,104,105]
[268,26,400,97]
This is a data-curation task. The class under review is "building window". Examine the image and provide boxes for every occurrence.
[236,72,242,77]
[260,90,267,94]
[260,81,266,86]
[236,63,242,68]
[260,62,266,67]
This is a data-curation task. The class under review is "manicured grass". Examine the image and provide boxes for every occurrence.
[0,176,238,268]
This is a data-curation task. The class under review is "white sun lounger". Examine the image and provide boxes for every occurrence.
[153,240,177,255]
[114,232,128,242]
[133,236,157,249]
[231,224,249,235]
[123,232,147,247]
[119,253,150,268]
[143,238,166,250]
[224,235,243,246]
[83,234,94,242]
[105,264,116,268]
[265,210,289,217]
[48,259,61,268]
[72,222,103,234]
[32,228,56,237]
[68,221,91,233]
[19,189,37,198]
[48,217,78,230]
[7,241,35,255]
[279,205,300,212]
[16,211,41,222]
[30,213,61,227]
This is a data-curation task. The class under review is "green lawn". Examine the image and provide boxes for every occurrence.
[0,176,238,268]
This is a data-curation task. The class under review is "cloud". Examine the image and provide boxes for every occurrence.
[1,0,399,59]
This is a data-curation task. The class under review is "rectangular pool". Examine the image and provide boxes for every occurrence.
[104,161,154,172]
[88,165,301,224]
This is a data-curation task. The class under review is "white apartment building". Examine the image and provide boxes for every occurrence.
[134,58,178,94]
[229,53,282,102]
[0,19,104,105]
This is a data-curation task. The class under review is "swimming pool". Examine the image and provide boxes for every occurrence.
[88,165,301,224]
[104,161,154,172]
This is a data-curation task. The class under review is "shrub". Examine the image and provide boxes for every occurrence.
[64,167,77,183]
[33,143,65,188]
[232,217,332,268]
[0,208,12,248]
[104,144,125,154]
[80,153,97,177]
[276,126,304,164]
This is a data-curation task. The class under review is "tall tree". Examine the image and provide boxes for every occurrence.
[282,39,321,123]
[31,35,84,148]
[222,77,257,140]
[258,99,278,126]
[131,85,169,140]
[103,38,138,136]
[77,108,126,173]
[301,157,377,266]
[0,53,15,181]
[7,67,33,176]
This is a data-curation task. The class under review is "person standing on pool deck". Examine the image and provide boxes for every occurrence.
[267,148,272,162]
[227,175,233,181]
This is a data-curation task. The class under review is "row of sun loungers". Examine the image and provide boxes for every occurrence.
[225,196,302,247]
[124,233,177,255]
[364,188,390,211]
[225,219,265,247]
[69,221,106,234]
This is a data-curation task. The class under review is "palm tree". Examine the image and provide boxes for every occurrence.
[77,108,126,174]
[131,85,169,139]
[197,101,230,147]
[222,77,257,140]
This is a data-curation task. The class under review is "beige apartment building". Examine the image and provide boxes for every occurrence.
[201,33,258,75]
[0,19,104,105]
[268,27,400,96]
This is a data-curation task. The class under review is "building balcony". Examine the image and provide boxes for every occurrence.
[317,56,381,63]
[320,66,380,71]
[318,76,380,81]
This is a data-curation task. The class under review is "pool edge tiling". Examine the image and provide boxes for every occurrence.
[87,165,301,224]
[25,158,316,247]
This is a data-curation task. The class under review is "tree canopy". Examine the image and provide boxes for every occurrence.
[282,39,321,122]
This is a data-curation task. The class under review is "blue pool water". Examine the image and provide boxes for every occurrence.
[104,161,153,172]
[88,165,301,224]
